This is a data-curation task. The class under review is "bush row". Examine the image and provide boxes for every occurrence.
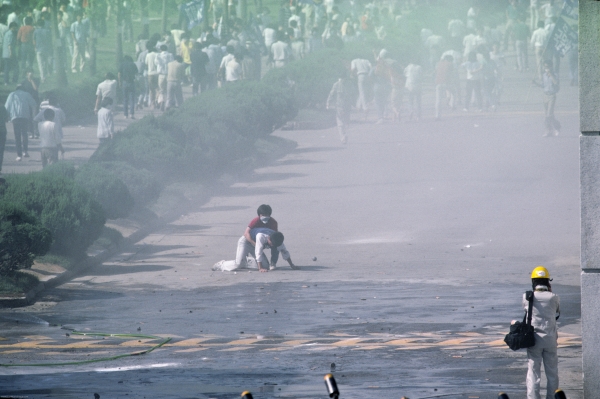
[90,80,297,180]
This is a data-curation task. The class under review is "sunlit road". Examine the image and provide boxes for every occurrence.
[0,62,582,399]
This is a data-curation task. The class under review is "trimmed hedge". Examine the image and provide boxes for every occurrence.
[43,161,139,219]
[0,201,52,275]
[75,164,134,220]
[0,173,105,256]
[90,80,296,180]
[80,161,161,208]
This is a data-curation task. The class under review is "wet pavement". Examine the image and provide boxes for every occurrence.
[0,59,583,399]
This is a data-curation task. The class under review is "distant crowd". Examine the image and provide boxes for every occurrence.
[0,0,578,171]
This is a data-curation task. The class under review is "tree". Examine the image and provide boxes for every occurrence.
[0,202,52,276]
[50,0,68,87]
[88,0,99,75]
[162,0,168,34]
[116,0,123,70]
[140,0,150,38]
[240,0,247,21]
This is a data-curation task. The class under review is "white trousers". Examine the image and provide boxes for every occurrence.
[235,236,269,267]
[526,339,559,399]
[356,73,368,111]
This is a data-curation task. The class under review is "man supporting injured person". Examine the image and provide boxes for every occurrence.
[213,229,298,272]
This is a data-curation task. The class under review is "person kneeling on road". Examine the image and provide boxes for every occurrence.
[213,229,298,272]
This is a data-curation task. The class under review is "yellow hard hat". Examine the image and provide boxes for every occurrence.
[531,266,550,279]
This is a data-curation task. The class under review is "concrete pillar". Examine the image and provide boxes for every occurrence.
[580,1,600,397]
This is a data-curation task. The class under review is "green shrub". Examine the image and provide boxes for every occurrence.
[83,161,162,207]
[0,173,105,256]
[90,116,187,176]
[90,78,297,181]
[181,81,297,139]
[0,271,40,295]
[41,161,77,179]
[0,201,52,275]
[75,163,135,219]
[263,49,348,109]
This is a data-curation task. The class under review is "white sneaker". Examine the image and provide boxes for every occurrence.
[212,260,225,271]
[269,264,276,271]
[16,156,21,161]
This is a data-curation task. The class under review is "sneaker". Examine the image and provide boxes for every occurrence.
[290,264,300,270]
[212,260,225,271]
[16,156,21,161]
[23,152,29,158]
[269,264,276,271]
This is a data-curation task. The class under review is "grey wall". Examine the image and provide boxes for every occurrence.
[580,1,600,398]
[580,1,600,133]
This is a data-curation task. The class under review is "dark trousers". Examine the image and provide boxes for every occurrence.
[3,57,18,84]
[12,118,29,157]
[122,81,135,117]
[0,127,6,171]
[20,42,35,75]
[192,74,204,96]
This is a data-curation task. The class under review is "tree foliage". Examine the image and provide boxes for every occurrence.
[0,202,52,275]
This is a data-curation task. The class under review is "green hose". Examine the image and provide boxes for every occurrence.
[0,331,172,367]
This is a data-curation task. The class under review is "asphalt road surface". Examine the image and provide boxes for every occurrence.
[0,61,582,399]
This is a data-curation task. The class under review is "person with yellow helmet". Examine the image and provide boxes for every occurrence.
[524,266,560,399]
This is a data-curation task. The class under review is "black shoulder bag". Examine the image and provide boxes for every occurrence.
[504,290,536,351]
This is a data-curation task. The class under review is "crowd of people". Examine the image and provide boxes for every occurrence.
[0,0,577,168]
[318,0,575,142]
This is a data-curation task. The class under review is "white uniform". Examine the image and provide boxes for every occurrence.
[523,287,560,399]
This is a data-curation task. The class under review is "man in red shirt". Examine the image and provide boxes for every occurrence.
[235,204,278,269]
[17,17,35,77]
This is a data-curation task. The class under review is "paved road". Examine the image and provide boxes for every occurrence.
[0,59,582,399]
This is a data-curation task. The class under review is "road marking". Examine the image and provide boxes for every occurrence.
[0,329,582,362]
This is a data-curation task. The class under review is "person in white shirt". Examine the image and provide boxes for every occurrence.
[145,46,159,108]
[404,61,423,121]
[94,72,117,113]
[97,97,114,144]
[224,54,242,83]
[270,32,291,68]
[38,108,63,167]
[521,266,560,399]
[34,94,66,142]
[213,229,297,272]
[350,58,372,112]
[263,25,276,49]
[253,230,295,272]
[218,45,235,84]
[156,45,174,110]
[530,21,547,80]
